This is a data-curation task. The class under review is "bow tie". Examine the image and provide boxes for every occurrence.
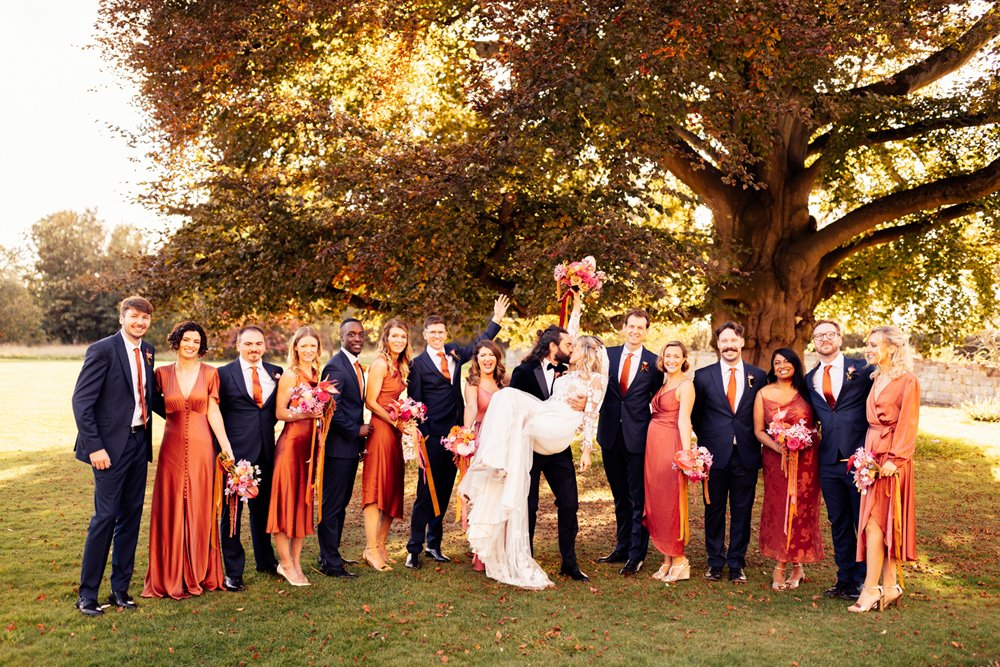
[547,363,561,371]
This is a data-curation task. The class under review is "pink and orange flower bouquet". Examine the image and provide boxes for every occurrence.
[846,447,880,494]
[442,425,479,523]
[767,413,817,547]
[217,457,262,537]
[553,255,607,327]
[672,446,714,544]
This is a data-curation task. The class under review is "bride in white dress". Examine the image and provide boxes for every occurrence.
[459,304,608,589]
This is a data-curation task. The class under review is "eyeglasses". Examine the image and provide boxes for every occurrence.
[812,332,839,341]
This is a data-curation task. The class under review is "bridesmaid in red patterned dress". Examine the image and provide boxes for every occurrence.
[754,348,824,591]
[462,339,507,572]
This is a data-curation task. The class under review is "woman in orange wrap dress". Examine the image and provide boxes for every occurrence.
[849,325,919,613]
[143,321,235,599]
[360,319,414,571]
[268,326,327,587]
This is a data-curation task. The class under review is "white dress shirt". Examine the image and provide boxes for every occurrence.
[340,348,364,394]
[426,345,455,380]
[239,356,276,403]
[121,330,146,427]
[720,359,746,409]
[618,346,643,389]
[813,352,845,400]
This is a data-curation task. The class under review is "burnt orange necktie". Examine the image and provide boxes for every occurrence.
[251,365,264,408]
[619,352,632,395]
[438,351,451,382]
[133,347,147,424]
[822,365,836,408]
[726,367,737,412]
[354,360,364,396]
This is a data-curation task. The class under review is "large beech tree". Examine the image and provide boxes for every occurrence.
[99,1,999,362]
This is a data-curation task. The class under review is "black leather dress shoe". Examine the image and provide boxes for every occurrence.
[108,590,138,609]
[223,576,245,592]
[838,584,862,601]
[76,597,104,617]
[596,549,628,564]
[318,564,358,578]
[341,557,359,566]
[729,567,747,583]
[559,564,590,581]
[424,548,451,563]
[256,565,279,576]
[405,553,421,569]
[704,566,723,581]
[823,582,845,598]
[620,559,644,575]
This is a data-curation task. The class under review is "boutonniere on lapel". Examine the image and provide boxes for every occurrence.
[640,361,650,373]
[449,349,461,362]
[144,350,153,366]
[845,367,859,381]
[746,373,755,388]
[272,370,282,381]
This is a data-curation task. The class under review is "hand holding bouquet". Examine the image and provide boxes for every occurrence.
[847,447,880,494]
[218,455,262,537]
[554,255,607,299]
[442,425,478,458]
[766,417,815,451]
[388,398,428,462]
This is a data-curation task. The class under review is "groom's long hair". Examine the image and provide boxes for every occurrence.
[524,325,568,364]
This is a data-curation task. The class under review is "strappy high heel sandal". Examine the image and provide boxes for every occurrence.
[771,565,787,591]
[665,558,691,584]
[847,585,883,613]
[785,563,805,589]
[880,584,904,610]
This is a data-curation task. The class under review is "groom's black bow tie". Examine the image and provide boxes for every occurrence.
[546,363,560,371]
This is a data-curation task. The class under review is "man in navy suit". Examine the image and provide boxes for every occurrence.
[317,318,371,578]
[217,325,282,591]
[691,321,767,584]
[596,309,663,575]
[805,319,873,600]
[72,296,159,616]
[405,295,509,569]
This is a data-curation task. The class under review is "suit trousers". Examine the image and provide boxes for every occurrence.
[602,432,649,560]
[79,430,148,600]
[704,451,758,570]
[527,448,579,567]
[220,454,277,577]
[408,436,458,554]
[317,456,360,568]
[820,461,866,587]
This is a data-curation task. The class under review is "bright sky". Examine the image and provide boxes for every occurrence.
[0,1,166,250]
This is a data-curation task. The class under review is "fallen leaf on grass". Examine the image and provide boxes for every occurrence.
[362,604,371,614]
[35,594,46,601]
[495,630,502,642]
[950,642,964,649]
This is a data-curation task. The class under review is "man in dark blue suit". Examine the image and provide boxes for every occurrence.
[596,309,663,575]
[691,321,767,584]
[217,325,283,591]
[317,318,372,578]
[405,295,509,569]
[72,296,159,616]
[805,319,872,600]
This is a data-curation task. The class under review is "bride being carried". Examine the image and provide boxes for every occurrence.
[458,294,608,589]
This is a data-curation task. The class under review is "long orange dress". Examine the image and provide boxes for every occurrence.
[857,372,919,562]
[268,370,318,538]
[361,368,405,518]
[142,364,224,599]
[643,386,686,558]
[759,394,825,563]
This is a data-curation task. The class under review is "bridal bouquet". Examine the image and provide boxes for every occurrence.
[767,417,815,451]
[847,447,881,495]
[554,255,607,299]
[288,380,339,415]
[673,446,713,482]
[218,456,262,537]
[388,397,428,462]
[442,425,478,458]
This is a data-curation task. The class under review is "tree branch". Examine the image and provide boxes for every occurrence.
[670,125,722,169]
[657,133,738,215]
[850,6,1000,97]
[808,112,999,157]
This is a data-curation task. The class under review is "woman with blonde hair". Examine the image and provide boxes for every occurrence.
[268,326,328,586]
[849,325,919,613]
[361,319,413,571]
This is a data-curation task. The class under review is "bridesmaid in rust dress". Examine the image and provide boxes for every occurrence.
[850,326,919,613]
[462,339,507,572]
[361,318,413,571]
[268,326,327,587]
[643,341,695,585]
[143,321,235,599]
[754,348,824,592]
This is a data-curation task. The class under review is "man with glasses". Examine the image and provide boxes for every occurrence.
[805,320,873,600]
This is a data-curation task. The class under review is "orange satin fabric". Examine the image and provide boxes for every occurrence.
[267,370,318,538]
[361,368,406,518]
[643,386,687,557]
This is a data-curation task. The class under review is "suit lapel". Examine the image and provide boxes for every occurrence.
[711,362,730,408]
[533,363,550,399]
[336,352,363,398]
[607,346,623,398]
[735,367,755,412]
[113,334,132,388]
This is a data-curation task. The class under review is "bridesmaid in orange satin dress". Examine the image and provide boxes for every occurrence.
[462,340,507,572]
[850,326,919,614]
[268,326,327,587]
[361,318,413,571]
[753,348,824,592]
[143,321,235,599]
[643,341,695,585]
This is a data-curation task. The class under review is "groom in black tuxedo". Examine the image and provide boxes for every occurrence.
[691,321,767,583]
[217,325,282,591]
[405,295,509,569]
[72,296,160,616]
[317,318,371,578]
[509,325,589,581]
[596,308,663,575]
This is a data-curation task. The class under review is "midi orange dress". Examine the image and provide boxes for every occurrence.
[857,372,919,563]
[759,394,825,563]
[361,368,405,518]
[268,370,319,538]
[142,363,224,599]
[643,386,687,558]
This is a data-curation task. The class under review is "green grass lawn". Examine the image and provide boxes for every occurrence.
[0,359,997,665]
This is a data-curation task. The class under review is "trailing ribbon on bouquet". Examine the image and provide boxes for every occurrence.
[442,426,479,523]
[416,432,441,517]
[767,410,816,550]
[306,399,337,525]
[677,470,690,545]
[216,456,262,537]
[887,470,905,588]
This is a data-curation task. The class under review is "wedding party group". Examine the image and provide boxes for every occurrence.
[72,283,919,619]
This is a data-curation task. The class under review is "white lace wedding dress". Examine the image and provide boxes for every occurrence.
[458,309,607,589]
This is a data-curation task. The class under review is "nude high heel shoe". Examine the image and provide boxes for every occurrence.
[847,585,883,613]
[880,584,904,610]
[665,558,691,584]
[785,563,805,589]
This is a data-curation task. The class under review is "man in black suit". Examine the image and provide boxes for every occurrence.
[317,318,372,578]
[405,295,509,569]
[509,325,590,581]
[691,321,768,584]
[217,325,283,591]
[72,296,159,616]
[596,309,664,575]
[805,319,873,600]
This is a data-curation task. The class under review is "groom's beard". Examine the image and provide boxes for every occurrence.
[553,351,570,364]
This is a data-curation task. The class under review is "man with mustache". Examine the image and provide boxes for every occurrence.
[691,321,767,583]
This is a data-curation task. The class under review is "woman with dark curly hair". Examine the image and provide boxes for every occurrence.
[143,321,235,599]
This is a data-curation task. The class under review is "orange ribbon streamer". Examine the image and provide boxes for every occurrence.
[417,433,441,517]
[888,471,905,588]
[781,449,799,551]
[212,455,225,547]
[306,401,335,526]
[454,455,471,523]
[677,471,690,544]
